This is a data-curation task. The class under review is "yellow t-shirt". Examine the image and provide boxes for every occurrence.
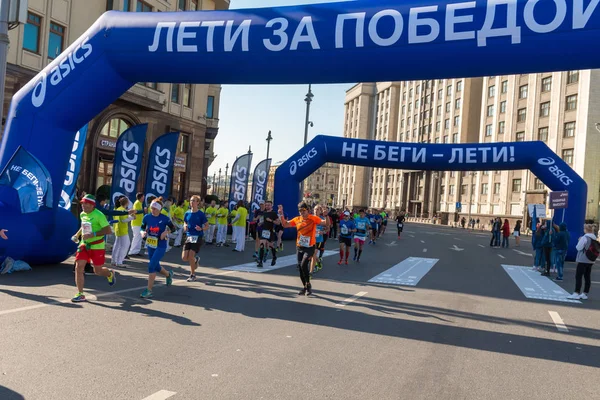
[205,206,217,224]
[173,206,184,225]
[233,207,247,227]
[131,200,143,227]
[183,200,190,210]
[217,207,229,225]
[161,208,169,217]
[114,206,130,237]
[230,209,237,224]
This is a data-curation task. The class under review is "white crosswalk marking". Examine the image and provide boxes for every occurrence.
[501,265,581,303]
[142,390,177,400]
[368,257,438,286]
[222,251,336,273]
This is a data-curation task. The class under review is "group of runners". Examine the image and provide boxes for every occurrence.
[70,190,409,300]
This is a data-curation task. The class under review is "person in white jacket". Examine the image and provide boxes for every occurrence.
[567,224,597,300]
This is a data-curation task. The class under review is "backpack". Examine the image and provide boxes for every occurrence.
[585,237,600,262]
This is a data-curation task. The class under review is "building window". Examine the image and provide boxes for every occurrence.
[409,88,413,98]
[445,102,451,113]
[485,124,493,136]
[567,70,579,84]
[481,183,488,195]
[538,126,548,141]
[562,148,574,165]
[517,108,527,122]
[100,118,130,138]
[456,81,463,92]
[183,84,192,107]
[498,121,505,134]
[564,121,576,138]
[516,131,525,142]
[519,85,528,99]
[435,121,440,132]
[449,185,455,195]
[501,80,508,93]
[407,117,411,126]
[106,0,114,10]
[179,134,189,154]
[190,0,198,10]
[534,178,544,190]
[447,85,452,96]
[539,101,550,117]
[136,0,152,12]
[461,184,468,196]
[453,116,460,126]
[436,105,441,116]
[443,135,449,143]
[512,179,521,193]
[541,77,552,92]
[145,82,157,90]
[500,101,506,113]
[565,94,578,111]
[408,103,412,113]
[178,0,186,10]
[24,13,42,53]
[488,85,495,98]
[206,95,215,118]
[123,0,131,11]
[171,84,180,104]
[452,133,459,143]
[494,182,501,194]
[48,22,65,59]
[455,98,460,110]
[437,89,442,99]
[440,185,445,195]
[444,119,449,129]
[487,105,495,117]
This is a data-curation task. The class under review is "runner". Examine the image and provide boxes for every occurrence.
[353,209,370,263]
[182,195,209,282]
[253,201,266,259]
[205,200,218,245]
[172,200,186,247]
[71,194,117,302]
[278,202,328,296]
[380,210,388,236]
[216,200,229,247]
[338,211,356,265]
[311,205,330,274]
[139,198,175,298]
[368,210,378,244]
[396,212,406,239]
[257,201,280,268]
[275,211,286,251]
[111,196,135,268]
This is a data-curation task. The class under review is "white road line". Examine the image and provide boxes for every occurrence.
[498,254,506,259]
[336,291,368,307]
[409,234,415,238]
[478,244,485,248]
[420,240,425,243]
[423,248,427,252]
[454,237,462,241]
[548,311,569,333]
[142,390,177,400]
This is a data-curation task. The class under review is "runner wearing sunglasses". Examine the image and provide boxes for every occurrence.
[278,202,328,296]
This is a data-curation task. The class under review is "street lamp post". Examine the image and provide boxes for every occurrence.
[224,163,229,200]
[300,84,314,196]
[212,172,216,195]
[468,171,475,227]
[266,130,273,161]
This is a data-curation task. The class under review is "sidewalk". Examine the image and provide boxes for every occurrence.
[404,217,533,238]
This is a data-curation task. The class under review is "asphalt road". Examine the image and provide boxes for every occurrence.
[0,222,598,400]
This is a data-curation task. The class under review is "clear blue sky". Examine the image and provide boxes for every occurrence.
[208,0,355,179]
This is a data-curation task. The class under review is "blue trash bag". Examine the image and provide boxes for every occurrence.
[1,256,14,274]
[1,257,31,274]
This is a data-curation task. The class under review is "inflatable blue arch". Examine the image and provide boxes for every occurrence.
[0,0,598,263]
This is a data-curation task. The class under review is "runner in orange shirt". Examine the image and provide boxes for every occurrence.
[278,202,329,296]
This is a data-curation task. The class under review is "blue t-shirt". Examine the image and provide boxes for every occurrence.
[184,210,208,237]
[142,213,174,249]
[339,219,355,238]
[354,217,370,237]
[315,216,326,243]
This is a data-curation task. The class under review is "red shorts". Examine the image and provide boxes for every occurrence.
[75,246,106,266]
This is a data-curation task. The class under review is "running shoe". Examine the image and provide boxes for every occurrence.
[166,270,174,286]
[140,289,153,298]
[107,270,116,286]
[271,258,277,266]
[298,288,307,295]
[257,262,263,268]
[71,293,86,303]
[195,256,200,266]
[337,260,343,265]
[186,275,197,282]
[252,252,258,258]
[345,260,349,265]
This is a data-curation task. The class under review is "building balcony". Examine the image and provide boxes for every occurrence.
[121,84,166,111]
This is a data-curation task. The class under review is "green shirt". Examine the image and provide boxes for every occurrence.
[80,208,110,250]
[233,207,247,227]
[131,200,144,227]
[217,207,229,224]
[205,206,217,224]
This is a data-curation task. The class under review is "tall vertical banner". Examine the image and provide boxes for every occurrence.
[59,124,89,210]
[110,124,148,208]
[250,158,271,213]
[144,131,180,203]
[0,146,53,213]
[228,153,253,211]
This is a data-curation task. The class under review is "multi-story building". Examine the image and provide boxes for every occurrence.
[267,162,282,202]
[338,71,600,223]
[303,162,340,207]
[2,0,228,203]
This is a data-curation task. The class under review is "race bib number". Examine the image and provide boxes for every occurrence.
[261,230,271,240]
[397,223,403,228]
[341,225,349,235]
[82,222,93,235]
[357,222,365,229]
[146,236,158,248]
[186,235,198,244]
[259,216,264,224]
[298,235,311,247]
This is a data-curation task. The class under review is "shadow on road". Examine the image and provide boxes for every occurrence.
[0,385,25,400]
